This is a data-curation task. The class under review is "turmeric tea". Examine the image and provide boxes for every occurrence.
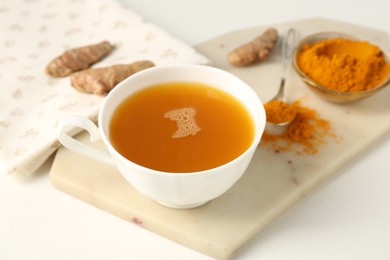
[297,38,390,92]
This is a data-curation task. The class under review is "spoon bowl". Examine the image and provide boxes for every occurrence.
[265,28,298,134]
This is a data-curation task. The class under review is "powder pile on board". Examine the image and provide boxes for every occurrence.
[262,101,339,155]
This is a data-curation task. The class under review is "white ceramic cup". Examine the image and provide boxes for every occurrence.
[57,64,266,209]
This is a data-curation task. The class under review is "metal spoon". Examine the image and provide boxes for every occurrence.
[265,28,298,135]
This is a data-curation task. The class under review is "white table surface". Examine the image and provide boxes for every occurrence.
[2,0,390,259]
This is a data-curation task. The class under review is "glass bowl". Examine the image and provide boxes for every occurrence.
[292,32,390,104]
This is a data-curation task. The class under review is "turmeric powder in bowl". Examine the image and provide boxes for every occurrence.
[293,32,390,103]
[298,38,390,92]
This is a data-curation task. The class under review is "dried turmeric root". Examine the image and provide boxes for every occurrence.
[228,28,278,66]
[45,41,114,77]
[70,60,155,95]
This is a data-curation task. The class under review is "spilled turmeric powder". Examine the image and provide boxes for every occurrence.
[297,38,390,92]
[262,100,336,155]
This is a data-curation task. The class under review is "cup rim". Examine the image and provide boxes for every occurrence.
[98,64,265,176]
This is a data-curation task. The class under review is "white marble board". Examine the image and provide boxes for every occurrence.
[50,18,390,259]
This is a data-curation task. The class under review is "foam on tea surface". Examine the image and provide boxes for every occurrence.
[164,107,201,138]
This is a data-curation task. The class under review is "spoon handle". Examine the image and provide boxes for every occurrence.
[275,28,298,100]
[281,28,298,79]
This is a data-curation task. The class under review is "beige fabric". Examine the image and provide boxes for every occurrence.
[0,0,210,175]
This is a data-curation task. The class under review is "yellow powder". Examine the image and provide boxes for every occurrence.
[264,100,297,124]
[261,101,337,155]
[298,38,390,92]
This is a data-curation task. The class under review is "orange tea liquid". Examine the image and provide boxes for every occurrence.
[109,82,255,173]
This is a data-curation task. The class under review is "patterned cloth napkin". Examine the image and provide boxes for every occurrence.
[0,0,210,175]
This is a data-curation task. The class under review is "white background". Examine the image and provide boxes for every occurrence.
[2,0,390,259]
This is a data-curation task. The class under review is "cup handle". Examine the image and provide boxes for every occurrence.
[57,116,115,166]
